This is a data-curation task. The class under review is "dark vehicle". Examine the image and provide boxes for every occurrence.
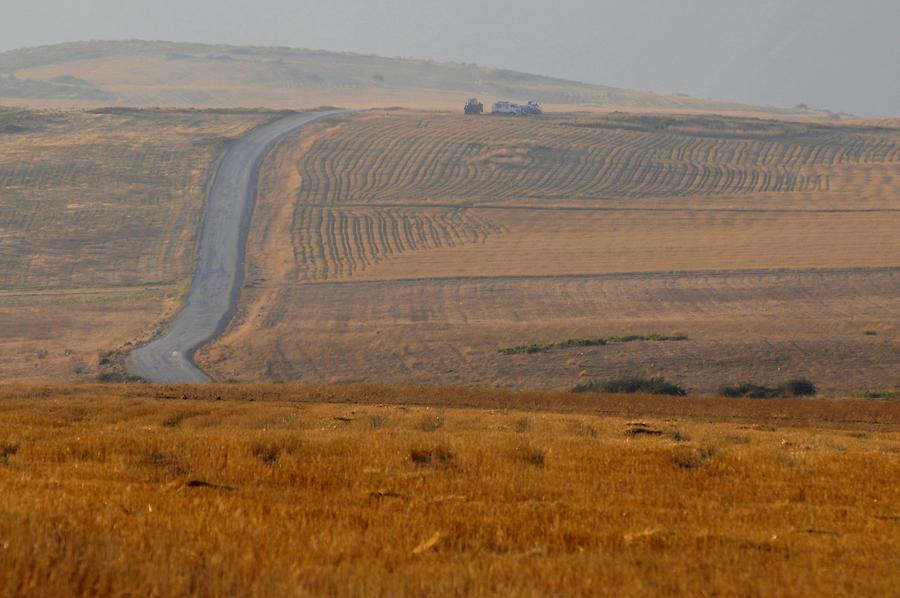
[464,98,484,115]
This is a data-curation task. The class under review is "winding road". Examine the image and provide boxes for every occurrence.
[127,110,343,382]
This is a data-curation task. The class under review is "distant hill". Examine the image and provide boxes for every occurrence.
[0,40,822,116]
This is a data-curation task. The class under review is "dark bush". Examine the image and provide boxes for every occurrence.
[719,383,779,399]
[605,335,643,343]
[97,372,146,383]
[498,343,549,355]
[863,391,899,399]
[499,333,687,355]
[557,338,606,349]
[573,377,687,396]
[780,378,816,397]
[720,378,816,398]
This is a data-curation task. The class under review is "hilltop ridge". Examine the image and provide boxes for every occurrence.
[0,40,825,116]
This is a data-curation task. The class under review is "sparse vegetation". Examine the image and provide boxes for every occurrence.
[862,390,900,400]
[409,445,455,467]
[499,333,688,354]
[368,413,388,429]
[418,413,444,432]
[514,417,532,433]
[513,443,546,468]
[719,383,780,398]
[672,446,715,469]
[0,440,19,464]
[573,377,687,396]
[719,378,817,398]
[780,378,817,397]
[96,372,146,383]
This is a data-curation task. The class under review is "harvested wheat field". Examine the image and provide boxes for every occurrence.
[200,111,900,394]
[0,107,273,381]
[0,384,898,595]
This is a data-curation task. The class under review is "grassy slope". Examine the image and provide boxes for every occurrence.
[0,384,898,595]
[0,40,824,116]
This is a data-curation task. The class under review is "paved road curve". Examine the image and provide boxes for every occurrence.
[127,110,343,382]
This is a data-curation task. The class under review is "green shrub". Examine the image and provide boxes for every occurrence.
[605,335,643,343]
[573,376,687,396]
[500,333,688,354]
[498,343,550,355]
[646,333,689,341]
[557,338,606,349]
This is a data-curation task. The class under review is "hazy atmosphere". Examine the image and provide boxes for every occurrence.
[3,0,900,594]
[2,0,897,116]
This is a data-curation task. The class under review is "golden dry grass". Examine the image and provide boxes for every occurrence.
[0,108,270,381]
[201,110,900,394]
[1,384,899,595]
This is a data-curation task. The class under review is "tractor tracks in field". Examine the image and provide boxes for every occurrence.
[299,200,900,214]
[282,265,900,290]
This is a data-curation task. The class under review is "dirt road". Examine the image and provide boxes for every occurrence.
[127,110,343,382]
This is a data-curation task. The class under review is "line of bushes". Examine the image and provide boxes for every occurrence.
[861,390,899,399]
[719,378,816,398]
[572,376,687,396]
[97,372,146,383]
[499,333,688,355]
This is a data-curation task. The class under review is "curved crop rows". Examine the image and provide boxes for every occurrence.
[205,110,900,390]
[292,113,899,205]
[290,206,501,280]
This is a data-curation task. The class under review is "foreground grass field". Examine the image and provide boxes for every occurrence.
[1,384,898,595]
[0,107,272,381]
[202,110,900,394]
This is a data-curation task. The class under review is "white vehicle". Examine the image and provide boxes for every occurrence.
[491,100,542,115]
[491,100,521,115]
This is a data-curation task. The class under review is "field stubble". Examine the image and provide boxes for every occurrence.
[0,384,899,595]
[202,111,900,393]
[0,108,271,381]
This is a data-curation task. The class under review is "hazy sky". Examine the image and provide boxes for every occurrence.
[2,0,898,116]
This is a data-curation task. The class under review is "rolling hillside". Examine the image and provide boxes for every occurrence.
[199,110,900,393]
[0,40,825,116]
